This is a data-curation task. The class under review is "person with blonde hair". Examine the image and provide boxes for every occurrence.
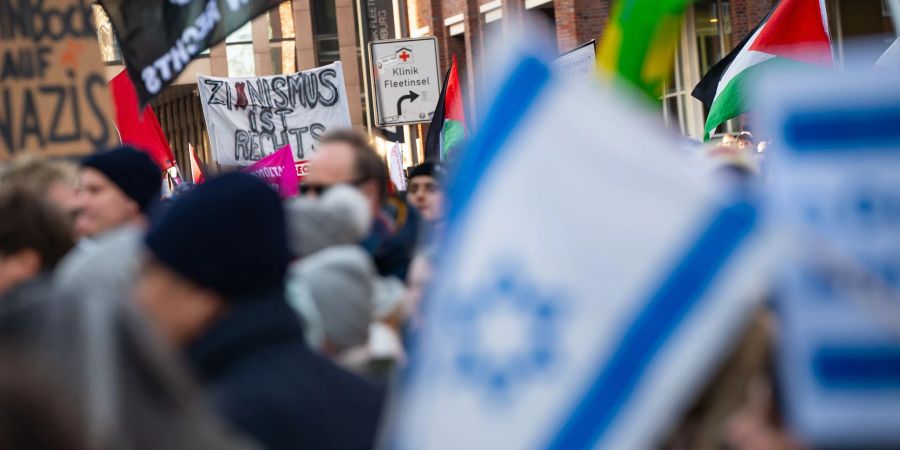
[0,155,79,220]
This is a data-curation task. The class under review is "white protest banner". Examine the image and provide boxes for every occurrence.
[197,62,352,167]
[552,40,597,79]
[388,142,406,191]
[758,68,900,448]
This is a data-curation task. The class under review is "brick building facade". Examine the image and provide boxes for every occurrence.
[92,0,896,172]
[408,0,895,138]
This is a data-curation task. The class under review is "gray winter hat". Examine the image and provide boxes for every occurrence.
[284,185,372,259]
[295,246,376,352]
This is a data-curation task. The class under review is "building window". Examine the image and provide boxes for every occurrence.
[312,0,340,66]
[525,0,557,46]
[270,1,297,73]
[481,1,503,38]
[695,0,737,135]
[664,0,735,139]
[93,4,121,64]
[226,22,256,77]
[662,44,689,134]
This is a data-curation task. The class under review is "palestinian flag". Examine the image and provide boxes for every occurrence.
[425,55,466,161]
[692,0,833,140]
[597,0,693,100]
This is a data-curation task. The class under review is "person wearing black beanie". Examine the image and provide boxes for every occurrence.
[75,146,161,238]
[135,173,383,450]
[406,161,446,224]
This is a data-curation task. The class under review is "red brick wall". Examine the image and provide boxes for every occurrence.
[555,0,609,53]
[729,0,776,45]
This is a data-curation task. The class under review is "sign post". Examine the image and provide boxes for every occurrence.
[369,37,441,127]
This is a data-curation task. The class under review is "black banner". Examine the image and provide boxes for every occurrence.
[98,0,280,105]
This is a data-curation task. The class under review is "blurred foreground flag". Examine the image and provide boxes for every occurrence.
[384,46,773,450]
[692,0,832,140]
[758,68,900,448]
[597,0,693,99]
[875,36,900,69]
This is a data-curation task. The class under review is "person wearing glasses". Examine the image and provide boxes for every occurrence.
[302,130,421,282]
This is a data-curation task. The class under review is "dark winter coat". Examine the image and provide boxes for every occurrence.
[186,292,384,450]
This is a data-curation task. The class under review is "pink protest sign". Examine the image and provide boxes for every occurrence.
[243,146,299,198]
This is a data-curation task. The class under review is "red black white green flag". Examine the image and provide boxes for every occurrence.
[692,0,833,140]
[425,55,467,161]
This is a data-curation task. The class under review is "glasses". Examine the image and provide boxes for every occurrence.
[299,183,330,196]
[299,178,369,196]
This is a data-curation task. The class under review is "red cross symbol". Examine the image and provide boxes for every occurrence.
[399,51,411,62]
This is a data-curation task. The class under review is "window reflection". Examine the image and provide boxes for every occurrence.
[226,23,256,77]
[270,1,297,74]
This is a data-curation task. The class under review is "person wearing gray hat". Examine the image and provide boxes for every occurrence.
[290,246,376,355]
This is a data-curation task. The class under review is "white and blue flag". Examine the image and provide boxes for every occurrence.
[383,45,773,450]
[758,68,900,448]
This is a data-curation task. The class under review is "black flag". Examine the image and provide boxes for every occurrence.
[424,62,452,161]
[99,0,281,105]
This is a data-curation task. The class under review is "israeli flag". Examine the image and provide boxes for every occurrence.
[383,46,773,450]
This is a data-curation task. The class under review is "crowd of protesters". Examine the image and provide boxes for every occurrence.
[0,128,811,450]
[0,130,450,450]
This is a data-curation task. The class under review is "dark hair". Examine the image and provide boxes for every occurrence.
[407,161,446,184]
[0,353,91,450]
[0,189,75,271]
[319,130,389,204]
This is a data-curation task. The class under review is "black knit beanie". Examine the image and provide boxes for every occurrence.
[81,146,161,212]
[145,173,291,299]
[407,161,446,183]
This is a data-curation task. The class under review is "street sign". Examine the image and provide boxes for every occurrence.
[369,37,441,126]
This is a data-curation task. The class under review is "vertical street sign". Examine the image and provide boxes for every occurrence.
[369,37,441,127]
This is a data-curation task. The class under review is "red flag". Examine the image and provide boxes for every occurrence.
[189,144,206,184]
[748,0,833,66]
[109,70,176,169]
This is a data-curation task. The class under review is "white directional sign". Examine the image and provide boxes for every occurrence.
[369,37,442,126]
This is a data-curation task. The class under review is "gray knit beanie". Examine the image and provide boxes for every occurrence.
[295,246,375,352]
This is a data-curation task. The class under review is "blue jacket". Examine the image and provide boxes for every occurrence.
[361,197,421,281]
[186,293,384,450]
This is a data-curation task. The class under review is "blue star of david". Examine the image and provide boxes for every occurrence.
[448,264,562,400]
